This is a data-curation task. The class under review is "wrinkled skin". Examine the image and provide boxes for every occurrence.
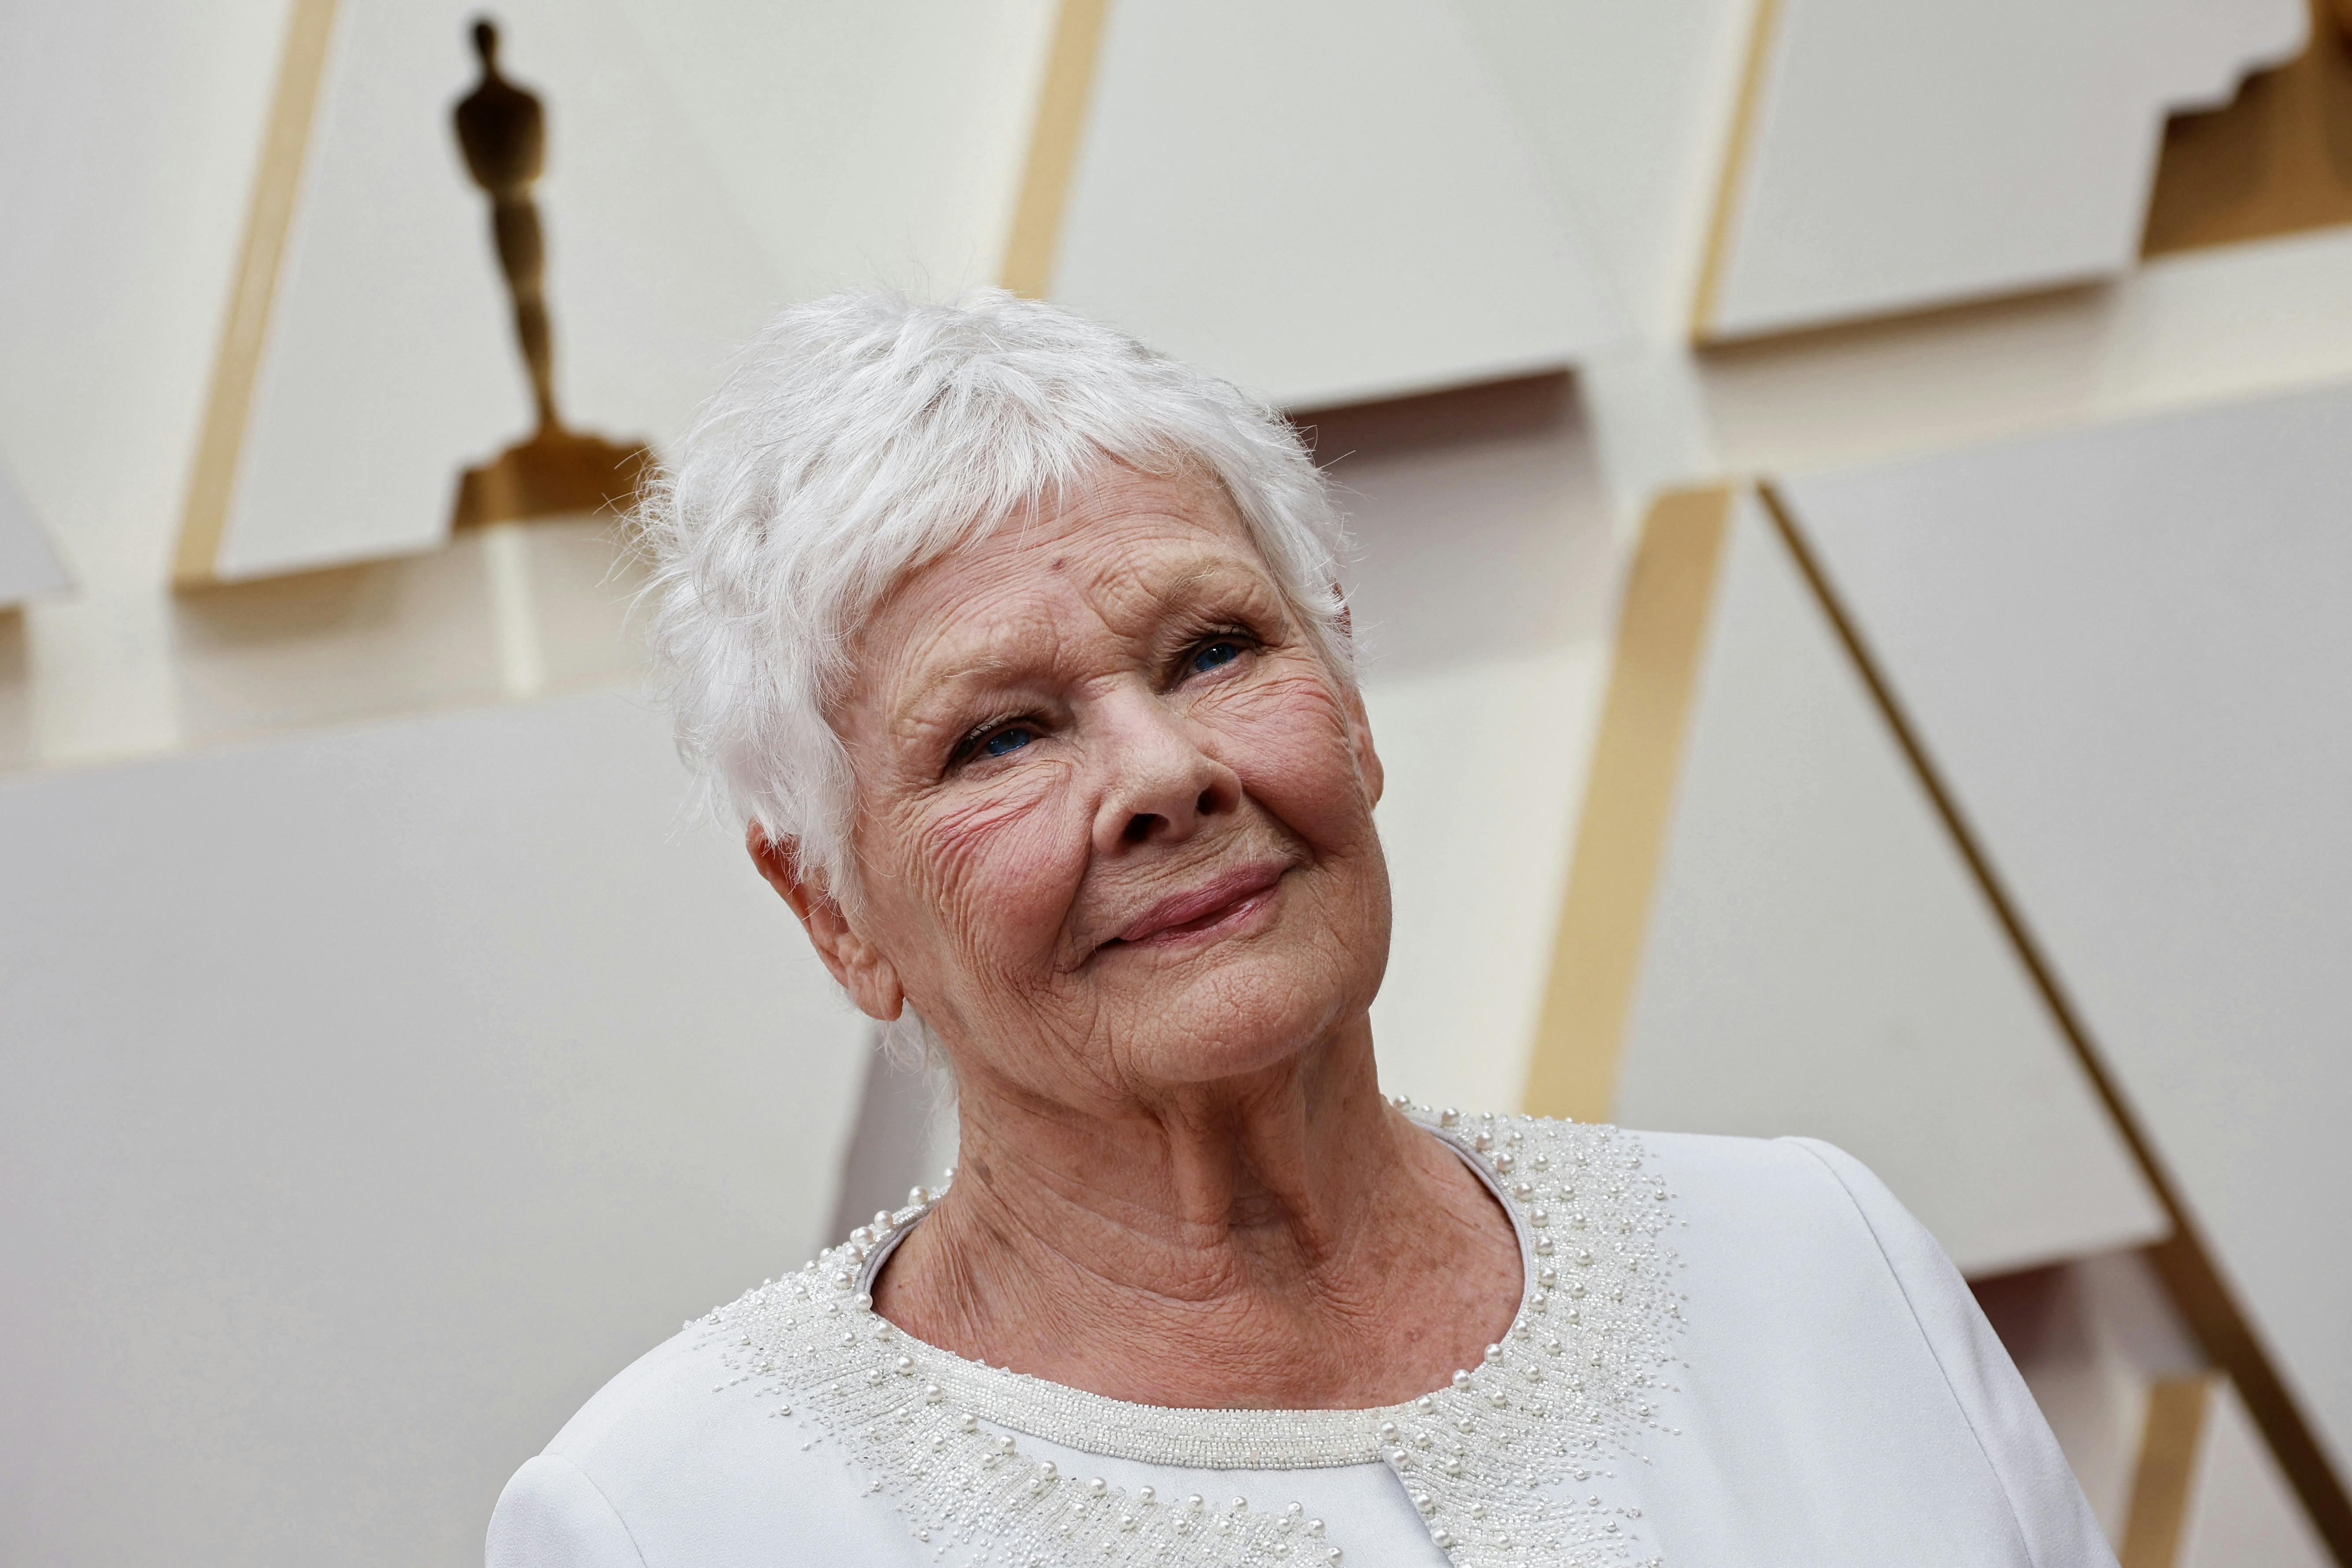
[751,465,1519,1408]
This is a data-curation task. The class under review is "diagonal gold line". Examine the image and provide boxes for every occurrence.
[1523,485,1734,1124]
[1000,0,1113,299]
[174,0,341,586]
[1689,0,1784,342]
[1758,477,2352,1568]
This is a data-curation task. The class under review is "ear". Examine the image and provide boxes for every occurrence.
[747,826,906,1023]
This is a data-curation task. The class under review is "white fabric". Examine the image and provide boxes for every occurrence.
[487,1128,2113,1567]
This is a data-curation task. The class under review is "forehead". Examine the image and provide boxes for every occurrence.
[854,467,1274,694]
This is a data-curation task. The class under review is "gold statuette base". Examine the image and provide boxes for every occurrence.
[451,425,652,530]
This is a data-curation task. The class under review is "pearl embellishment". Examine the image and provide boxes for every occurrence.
[695,1108,1680,1568]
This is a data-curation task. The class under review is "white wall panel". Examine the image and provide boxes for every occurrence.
[1054,0,1624,408]
[1366,647,1601,1114]
[0,459,69,606]
[0,690,867,1568]
[1614,491,2166,1276]
[1449,0,1754,334]
[1702,0,2306,340]
[1788,380,2352,1476]
[610,0,1055,303]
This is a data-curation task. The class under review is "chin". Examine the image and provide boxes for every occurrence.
[1113,951,1374,1088]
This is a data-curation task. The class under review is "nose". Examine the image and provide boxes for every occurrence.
[1090,687,1241,853]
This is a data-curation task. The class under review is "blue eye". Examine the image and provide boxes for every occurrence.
[981,726,1034,758]
[1191,639,1243,674]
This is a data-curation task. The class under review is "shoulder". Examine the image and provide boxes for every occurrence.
[1616,1124,1964,1308]
[1469,1112,1927,1257]
[486,1279,888,1568]
[1527,1119,2113,1568]
[1497,1117,1961,1344]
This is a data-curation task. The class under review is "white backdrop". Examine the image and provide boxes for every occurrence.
[0,691,868,1567]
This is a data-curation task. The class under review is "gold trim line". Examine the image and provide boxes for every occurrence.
[2123,1374,2218,1568]
[1689,0,1784,343]
[173,0,341,586]
[1523,484,1735,1124]
[1000,0,1112,299]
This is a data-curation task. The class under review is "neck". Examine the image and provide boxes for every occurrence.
[871,1019,1521,1409]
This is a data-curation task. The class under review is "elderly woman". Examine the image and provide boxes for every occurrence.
[487,294,2110,1568]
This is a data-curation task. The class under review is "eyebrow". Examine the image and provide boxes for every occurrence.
[891,556,1272,723]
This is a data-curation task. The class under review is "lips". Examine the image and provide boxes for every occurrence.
[1108,863,1287,949]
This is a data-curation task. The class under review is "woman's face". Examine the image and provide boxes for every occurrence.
[827,466,1391,1104]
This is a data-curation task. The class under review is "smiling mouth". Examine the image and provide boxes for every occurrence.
[1106,864,1287,950]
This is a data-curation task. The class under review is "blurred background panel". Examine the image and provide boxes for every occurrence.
[1784,382,2352,1485]
[1695,0,2308,340]
[2,0,2349,1562]
[0,692,868,1567]
[1593,486,2168,1279]
[0,460,70,611]
[1051,0,1625,407]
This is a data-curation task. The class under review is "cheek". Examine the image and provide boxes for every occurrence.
[1206,666,1378,849]
[890,764,1088,965]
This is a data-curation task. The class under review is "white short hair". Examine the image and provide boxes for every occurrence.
[638,289,1355,904]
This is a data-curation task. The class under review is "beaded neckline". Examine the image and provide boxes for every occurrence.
[702,1104,1684,1565]
[841,1113,1530,1468]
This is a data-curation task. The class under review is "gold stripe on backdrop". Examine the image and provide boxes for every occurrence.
[173,0,341,586]
[1000,0,1113,299]
[1758,480,2352,1567]
[1688,0,1785,342]
[1522,485,1734,1124]
[2123,1374,2219,1568]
